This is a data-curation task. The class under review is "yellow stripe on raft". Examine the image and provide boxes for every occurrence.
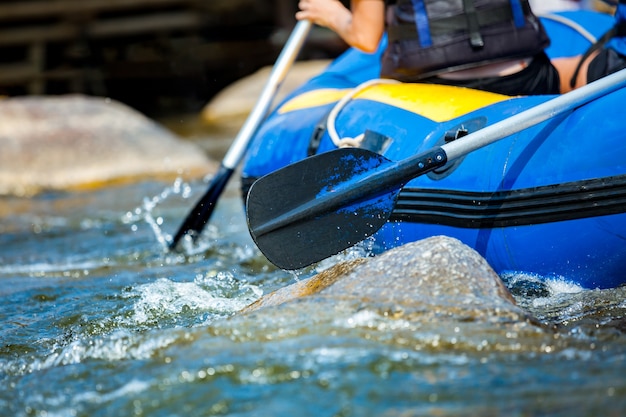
[277,83,510,122]
[278,88,350,113]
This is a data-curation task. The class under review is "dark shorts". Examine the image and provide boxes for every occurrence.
[424,52,561,96]
[587,48,626,84]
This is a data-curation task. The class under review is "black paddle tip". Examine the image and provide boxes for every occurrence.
[169,165,235,250]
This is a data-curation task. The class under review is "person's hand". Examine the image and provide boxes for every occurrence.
[295,0,384,53]
[295,0,349,28]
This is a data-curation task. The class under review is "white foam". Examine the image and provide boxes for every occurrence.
[125,274,262,326]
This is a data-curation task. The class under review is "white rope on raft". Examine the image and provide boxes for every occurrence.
[327,78,401,148]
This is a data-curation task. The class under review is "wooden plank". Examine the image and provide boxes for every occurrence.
[88,11,203,38]
[0,12,204,46]
[0,25,77,45]
[0,63,39,83]
[0,63,90,83]
[0,0,200,21]
[0,0,264,21]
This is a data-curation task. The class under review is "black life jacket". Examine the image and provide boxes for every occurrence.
[381,0,551,81]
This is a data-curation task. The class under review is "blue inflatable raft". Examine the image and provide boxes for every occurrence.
[242,11,626,289]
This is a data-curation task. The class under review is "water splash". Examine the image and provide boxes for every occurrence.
[122,177,193,251]
[0,271,263,378]
[123,271,262,327]
[120,178,260,264]
[39,330,179,369]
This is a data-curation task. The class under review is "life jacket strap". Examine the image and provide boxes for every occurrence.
[463,0,484,49]
[411,0,432,47]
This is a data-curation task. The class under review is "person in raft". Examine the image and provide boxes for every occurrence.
[296,0,561,96]
[567,0,626,89]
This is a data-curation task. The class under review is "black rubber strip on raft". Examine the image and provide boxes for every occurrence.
[390,174,626,228]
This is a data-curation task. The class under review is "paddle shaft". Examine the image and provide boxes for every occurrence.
[442,68,626,161]
[169,20,311,249]
[223,20,312,169]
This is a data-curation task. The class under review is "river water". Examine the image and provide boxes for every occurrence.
[1,129,626,416]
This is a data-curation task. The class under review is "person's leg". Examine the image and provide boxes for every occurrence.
[551,53,598,92]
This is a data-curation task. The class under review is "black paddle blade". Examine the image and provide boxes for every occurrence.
[169,165,234,250]
[246,148,400,270]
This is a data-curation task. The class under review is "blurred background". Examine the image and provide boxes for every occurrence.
[0,0,349,118]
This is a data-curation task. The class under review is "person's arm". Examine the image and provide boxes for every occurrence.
[296,0,384,53]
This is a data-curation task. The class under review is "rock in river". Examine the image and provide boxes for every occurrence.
[242,235,525,322]
[0,95,215,196]
[215,236,547,353]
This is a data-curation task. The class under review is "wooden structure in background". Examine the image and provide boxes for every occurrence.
[0,0,284,113]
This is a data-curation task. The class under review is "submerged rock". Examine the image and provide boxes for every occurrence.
[0,95,215,196]
[217,236,547,354]
[243,235,523,321]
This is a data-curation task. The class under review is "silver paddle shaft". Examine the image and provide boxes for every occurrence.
[443,68,626,161]
[222,20,313,169]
